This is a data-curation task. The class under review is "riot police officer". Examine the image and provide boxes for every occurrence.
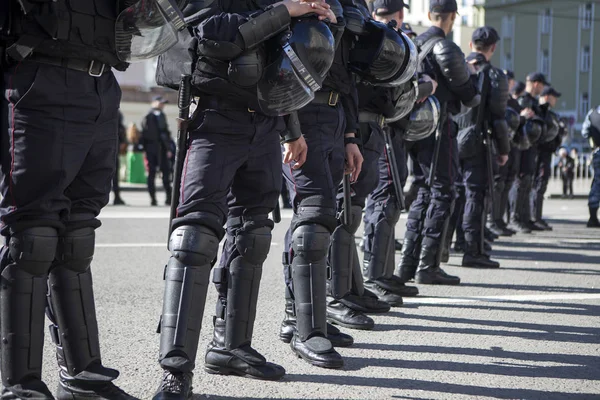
[0,0,181,398]
[452,27,510,268]
[359,0,426,304]
[581,106,600,228]
[531,86,563,231]
[508,72,548,233]
[151,0,335,398]
[396,0,480,286]
[278,0,362,368]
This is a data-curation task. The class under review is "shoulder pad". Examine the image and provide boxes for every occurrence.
[432,40,469,87]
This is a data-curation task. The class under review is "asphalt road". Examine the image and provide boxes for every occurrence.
[34,193,600,400]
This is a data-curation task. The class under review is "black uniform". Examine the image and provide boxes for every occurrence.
[0,1,135,399]
[279,11,354,367]
[154,1,302,397]
[396,26,479,286]
[450,52,510,268]
[509,92,541,232]
[113,112,127,205]
[141,107,173,205]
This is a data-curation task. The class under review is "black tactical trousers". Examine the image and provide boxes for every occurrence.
[348,122,385,208]
[531,150,552,222]
[458,147,487,251]
[405,119,459,245]
[173,108,284,229]
[145,142,172,199]
[1,61,120,233]
[509,147,536,223]
[363,126,408,254]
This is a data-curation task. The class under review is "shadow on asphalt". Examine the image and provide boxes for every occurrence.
[490,249,600,265]
[402,301,600,317]
[458,282,600,293]
[282,375,599,400]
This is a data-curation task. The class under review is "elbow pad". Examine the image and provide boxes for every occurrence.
[488,68,509,116]
[492,119,511,155]
[238,5,291,50]
[281,112,302,143]
[433,40,470,87]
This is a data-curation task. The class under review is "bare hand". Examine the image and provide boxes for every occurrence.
[167,151,173,159]
[279,0,335,22]
[497,154,508,166]
[345,139,363,182]
[520,108,535,119]
[283,136,308,169]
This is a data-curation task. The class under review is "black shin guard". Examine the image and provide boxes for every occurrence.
[158,225,220,373]
[328,206,362,300]
[363,202,400,281]
[291,224,330,341]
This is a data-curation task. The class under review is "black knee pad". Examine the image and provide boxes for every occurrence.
[235,225,272,266]
[292,196,337,233]
[9,227,59,276]
[55,227,95,273]
[292,224,330,264]
[169,225,221,267]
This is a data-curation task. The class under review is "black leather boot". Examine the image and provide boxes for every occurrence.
[339,290,391,314]
[205,318,285,380]
[279,300,354,347]
[152,371,192,400]
[588,207,600,227]
[363,280,403,307]
[327,297,374,330]
[290,334,344,369]
[394,232,421,283]
[415,240,460,285]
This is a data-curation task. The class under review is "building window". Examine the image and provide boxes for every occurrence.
[502,15,514,38]
[503,52,513,71]
[540,50,550,76]
[461,15,468,26]
[582,3,593,29]
[541,9,552,34]
[581,46,591,72]
[581,93,590,118]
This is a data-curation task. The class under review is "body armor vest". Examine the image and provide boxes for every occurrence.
[8,0,126,69]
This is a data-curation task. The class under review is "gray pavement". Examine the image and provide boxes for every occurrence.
[35,193,600,400]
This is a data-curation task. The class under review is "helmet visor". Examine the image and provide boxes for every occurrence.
[116,0,186,62]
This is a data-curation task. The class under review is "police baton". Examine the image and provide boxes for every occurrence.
[272,202,282,224]
[428,103,447,187]
[168,75,193,247]
[342,174,352,226]
[383,128,406,211]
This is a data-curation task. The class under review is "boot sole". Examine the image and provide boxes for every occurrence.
[292,351,344,369]
[327,318,374,331]
[338,300,390,314]
[204,365,285,381]
[460,263,500,269]
[415,278,461,286]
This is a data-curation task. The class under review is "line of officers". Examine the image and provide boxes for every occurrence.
[0,0,568,399]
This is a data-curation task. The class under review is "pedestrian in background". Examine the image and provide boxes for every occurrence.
[558,147,574,198]
[141,96,172,206]
[112,112,127,205]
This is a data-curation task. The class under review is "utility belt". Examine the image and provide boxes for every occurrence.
[311,91,340,107]
[23,53,110,77]
[197,96,258,114]
[358,111,385,128]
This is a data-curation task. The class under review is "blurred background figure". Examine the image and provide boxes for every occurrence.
[126,122,147,185]
[141,96,173,206]
[557,147,575,198]
[113,112,127,205]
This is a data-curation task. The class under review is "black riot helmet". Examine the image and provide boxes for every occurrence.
[257,18,336,116]
[540,111,561,143]
[349,20,415,86]
[116,0,187,62]
[512,124,531,151]
[386,77,419,123]
[524,116,544,144]
[505,107,520,140]
[403,96,441,141]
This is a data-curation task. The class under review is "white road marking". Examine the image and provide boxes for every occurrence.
[403,293,600,304]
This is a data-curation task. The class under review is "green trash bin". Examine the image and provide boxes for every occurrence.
[127,151,147,184]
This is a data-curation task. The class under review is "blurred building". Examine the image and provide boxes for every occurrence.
[485,0,599,148]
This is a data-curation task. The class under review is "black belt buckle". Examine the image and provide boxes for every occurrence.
[328,92,339,106]
[88,60,105,77]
